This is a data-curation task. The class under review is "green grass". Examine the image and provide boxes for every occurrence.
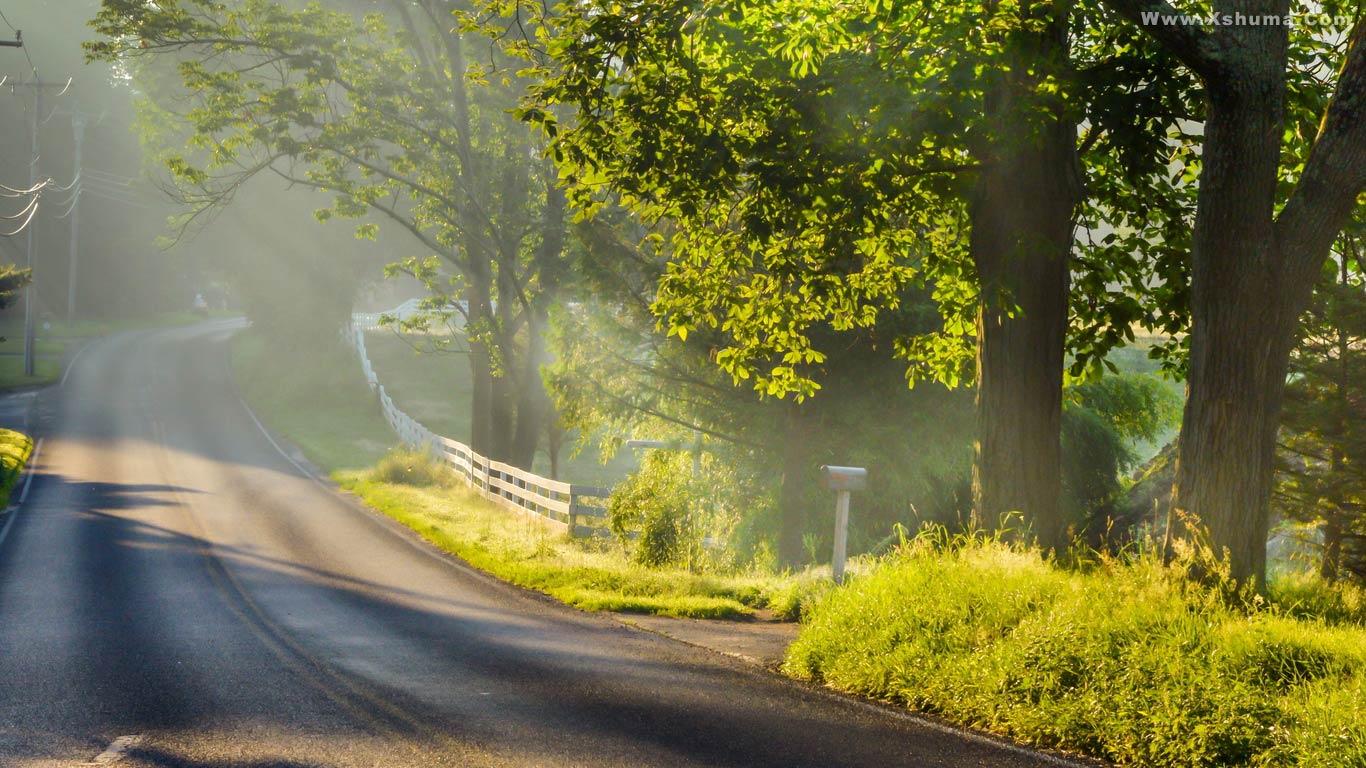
[364,331,638,486]
[231,331,394,472]
[0,310,241,390]
[337,460,809,618]
[785,535,1366,767]
[233,329,821,619]
[0,428,34,506]
[0,357,61,389]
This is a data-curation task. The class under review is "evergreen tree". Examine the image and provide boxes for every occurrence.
[1277,223,1366,582]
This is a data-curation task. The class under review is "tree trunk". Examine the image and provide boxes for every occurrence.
[510,308,552,469]
[776,402,815,568]
[1102,3,1366,588]
[1321,514,1343,582]
[1175,302,1297,588]
[489,367,516,462]
[466,261,496,458]
[969,1,1079,554]
[1171,53,1294,589]
[509,171,569,469]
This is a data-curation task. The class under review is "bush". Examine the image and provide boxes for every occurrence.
[373,447,448,487]
[608,452,696,567]
[786,533,1366,767]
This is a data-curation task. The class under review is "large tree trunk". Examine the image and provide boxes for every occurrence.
[489,362,516,462]
[466,261,497,458]
[509,174,569,469]
[969,0,1079,553]
[776,402,816,568]
[1107,0,1366,592]
[1170,29,1294,589]
[1175,296,1298,587]
[510,308,552,469]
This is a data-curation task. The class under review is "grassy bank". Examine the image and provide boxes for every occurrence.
[232,330,819,619]
[0,358,62,390]
[785,535,1366,767]
[232,331,393,472]
[0,428,34,506]
[337,458,816,618]
[0,311,239,390]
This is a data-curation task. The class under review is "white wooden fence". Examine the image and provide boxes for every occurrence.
[345,315,611,537]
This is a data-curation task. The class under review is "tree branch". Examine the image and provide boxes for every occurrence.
[1099,0,1223,81]
[1277,21,1366,275]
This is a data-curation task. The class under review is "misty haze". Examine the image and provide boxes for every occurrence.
[0,1,1363,766]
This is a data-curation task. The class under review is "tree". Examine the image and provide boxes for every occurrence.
[1276,221,1366,582]
[552,216,976,565]
[89,0,569,466]
[528,0,1193,557]
[1102,0,1366,585]
[0,265,30,314]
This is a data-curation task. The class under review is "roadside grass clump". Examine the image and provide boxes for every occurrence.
[373,447,450,487]
[335,469,814,620]
[0,428,34,505]
[0,357,62,390]
[785,533,1366,767]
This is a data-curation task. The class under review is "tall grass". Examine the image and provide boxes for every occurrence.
[338,458,827,619]
[785,533,1366,767]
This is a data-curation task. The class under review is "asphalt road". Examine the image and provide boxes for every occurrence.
[0,322,1068,768]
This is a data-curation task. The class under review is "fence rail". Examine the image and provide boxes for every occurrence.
[345,316,610,536]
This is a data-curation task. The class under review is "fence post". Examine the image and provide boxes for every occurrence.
[568,490,579,538]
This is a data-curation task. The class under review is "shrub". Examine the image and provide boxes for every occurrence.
[785,533,1366,767]
[373,447,448,487]
[608,452,695,567]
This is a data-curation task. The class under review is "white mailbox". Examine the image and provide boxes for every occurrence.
[819,465,867,584]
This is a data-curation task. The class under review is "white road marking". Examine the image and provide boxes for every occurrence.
[0,508,16,549]
[236,393,317,480]
[16,436,44,505]
[60,339,97,388]
[89,734,143,764]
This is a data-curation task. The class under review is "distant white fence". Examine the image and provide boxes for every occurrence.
[352,298,425,331]
[346,312,611,537]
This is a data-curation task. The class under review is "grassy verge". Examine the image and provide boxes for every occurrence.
[0,310,239,390]
[232,329,821,619]
[337,462,811,618]
[0,357,62,389]
[0,428,34,506]
[231,331,393,472]
[785,535,1366,767]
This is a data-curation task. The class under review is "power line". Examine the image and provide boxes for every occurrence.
[53,190,79,219]
[0,199,38,236]
[83,166,135,184]
[0,193,39,220]
[0,10,35,75]
[81,186,153,210]
[0,179,48,197]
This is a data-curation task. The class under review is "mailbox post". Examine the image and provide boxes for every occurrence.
[820,465,867,584]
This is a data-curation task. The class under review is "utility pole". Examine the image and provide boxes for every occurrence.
[66,112,82,325]
[4,70,73,376]
[23,72,41,377]
[64,110,94,325]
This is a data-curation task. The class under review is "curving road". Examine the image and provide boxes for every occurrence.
[0,322,1066,768]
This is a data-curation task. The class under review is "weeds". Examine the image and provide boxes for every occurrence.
[785,529,1366,767]
[373,447,449,487]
